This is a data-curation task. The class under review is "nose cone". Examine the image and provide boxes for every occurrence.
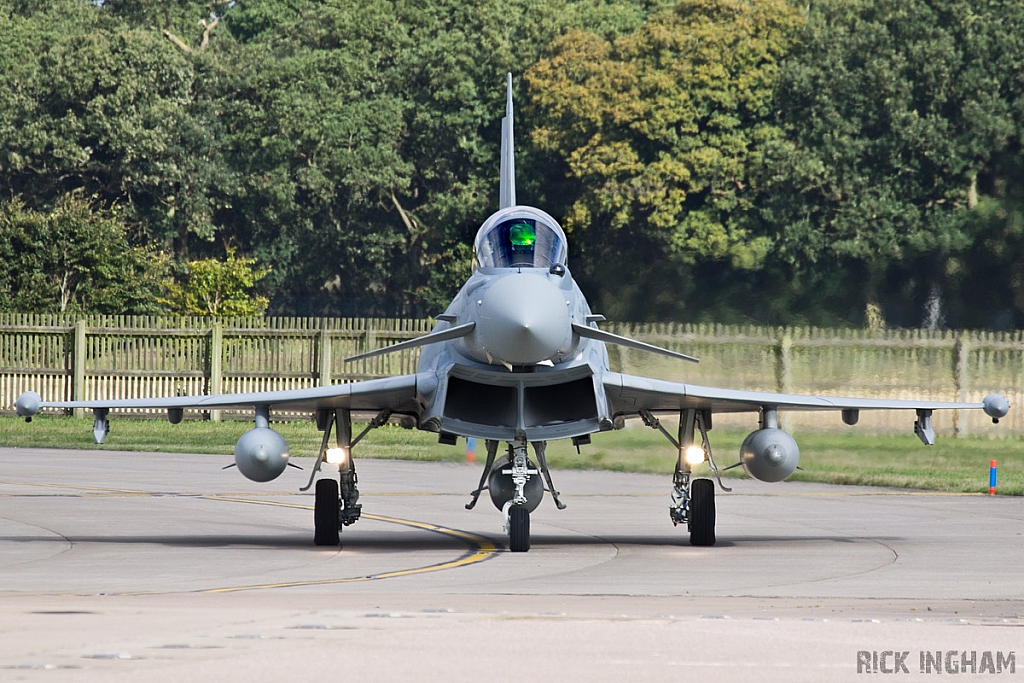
[477,273,570,364]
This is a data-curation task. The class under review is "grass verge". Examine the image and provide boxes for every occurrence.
[1,416,1020,495]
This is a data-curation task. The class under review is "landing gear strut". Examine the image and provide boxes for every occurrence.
[503,437,535,552]
[642,408,727,547]
[466,435,566,553]
[466,439,501,510]
[303,408,389,547]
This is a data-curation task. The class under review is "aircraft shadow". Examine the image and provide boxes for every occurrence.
[513,533,903,549]
[0,531,473,551]
[0,532,903,551]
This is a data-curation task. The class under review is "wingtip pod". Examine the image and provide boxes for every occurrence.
[15,391,41,420]
[983,393,1010,421]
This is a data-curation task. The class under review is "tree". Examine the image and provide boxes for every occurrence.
[526,0,803,319]
[4,0,1022,327]
[949,151,1024,328]
[0,1,230,255]
[160,247,271,316]
[207,1,415,315]
[759,0,1024,327]
[0,193,168,313]
[212,0,596,316]
[0,0,697,319]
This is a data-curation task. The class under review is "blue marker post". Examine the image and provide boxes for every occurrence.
[990,459,997,496]
[466,437,477,464]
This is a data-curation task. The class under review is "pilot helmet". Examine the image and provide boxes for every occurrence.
[507,220,536,265]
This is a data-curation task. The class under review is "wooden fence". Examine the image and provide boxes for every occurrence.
[1,314,1021,436]
[0,314,432,421]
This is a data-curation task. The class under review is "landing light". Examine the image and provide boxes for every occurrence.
[325,447,349,465]
[683,445,706,467]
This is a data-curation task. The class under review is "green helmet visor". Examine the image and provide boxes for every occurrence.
[509,222,536,247]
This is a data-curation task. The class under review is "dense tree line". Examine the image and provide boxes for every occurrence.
[0,0,1022,328]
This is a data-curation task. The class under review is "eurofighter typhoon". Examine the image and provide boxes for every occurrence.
[15,75,1010,552]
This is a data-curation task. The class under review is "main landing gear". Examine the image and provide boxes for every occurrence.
[303,408,390,547]
[314,478,341,546]
[465,436,565,552]
[641,408,729,547]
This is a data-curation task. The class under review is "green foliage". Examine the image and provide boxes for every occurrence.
[209,1,415,315]
[0,0,1023,327]
[950,151,1024,327]
[0,0,234,263]
[759,0,1024,325]
[531,0,800,261]
[160,247,271,316]
[527,0,803,318]
[208,0,624,316]
[0,194,168,313]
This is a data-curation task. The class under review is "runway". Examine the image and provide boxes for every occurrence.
[1,447,1022,681]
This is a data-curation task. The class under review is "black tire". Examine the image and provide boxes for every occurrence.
[689,478,716,547]
[508,505,530,552]
[314,478,340,546]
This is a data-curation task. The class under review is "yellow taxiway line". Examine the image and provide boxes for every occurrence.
[0,481,500,593]
[200,495,498,593]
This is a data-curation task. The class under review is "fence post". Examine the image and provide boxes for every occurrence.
[364,327,376,360]
[775,329,793,429]
[775,328,793,394]
[608,322,630,373]
[72,319,86,419]
[210,323,223,422]
[319,326,332,387]
[952,333,970,437]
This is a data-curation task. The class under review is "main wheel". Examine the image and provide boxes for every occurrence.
[688,478,716,547]
[314,478,340,546]
[508,505,530,552]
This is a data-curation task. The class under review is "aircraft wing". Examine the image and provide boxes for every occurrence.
[604,371,1003,416]
[22,373,422,418]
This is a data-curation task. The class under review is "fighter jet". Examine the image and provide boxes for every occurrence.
[14,74,1010,552]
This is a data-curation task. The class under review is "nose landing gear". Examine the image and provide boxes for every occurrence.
[465,435,569,552]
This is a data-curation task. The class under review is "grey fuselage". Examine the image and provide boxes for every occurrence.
[413,206,613,443]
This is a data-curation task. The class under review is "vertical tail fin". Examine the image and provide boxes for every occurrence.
[499,73,516,209]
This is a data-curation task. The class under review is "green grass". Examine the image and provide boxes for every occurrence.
[0,415,460,461]
[544,427,1024,495]
[1,416,1020,495]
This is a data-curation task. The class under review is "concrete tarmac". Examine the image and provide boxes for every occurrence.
[1,447,1023,682]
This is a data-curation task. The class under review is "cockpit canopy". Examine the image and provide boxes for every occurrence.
[474,207,568,270]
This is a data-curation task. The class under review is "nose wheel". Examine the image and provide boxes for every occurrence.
[508,505,530,552]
